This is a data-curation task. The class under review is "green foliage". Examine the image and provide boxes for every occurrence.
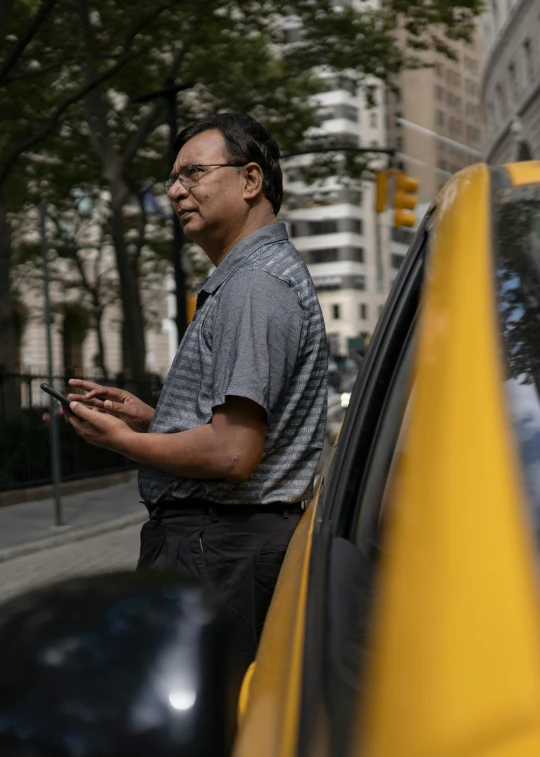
[2,0,486,379]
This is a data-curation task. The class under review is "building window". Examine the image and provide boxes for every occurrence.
[359,303,367,320]
[523,39,533,80]
[392,227,415,245]
[370,112,377,128]
[435,85,444,101]
[496,83,507,120]
[329,132,359,148]
[353,275,366,290]
[486,102,496,137]
[352,247,364,262]
[327,333,340,356]
[446,69,461,87]
[352,219,363,235]
[310,248,339,263]
[464,56,477,73]
[332,304,341,320]
[336,75,356,95]
[508,62,518,101]
[493,0,499,31]
[467,125,481,143]
[308,220,337,235]
[391,254,405,270]
[436,110,446,127]
[342,104,359,122]
[284,26,302,44]
[62,304,90,377]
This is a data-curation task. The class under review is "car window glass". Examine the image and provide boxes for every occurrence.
[354,327,417,556]
[378,381,416,528]
[494,186,540,539]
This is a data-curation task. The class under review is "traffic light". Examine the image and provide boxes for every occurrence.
[186,291,197,324]
[374,169,389,213]
[393,171,419,228]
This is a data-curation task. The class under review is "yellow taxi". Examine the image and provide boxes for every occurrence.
[234,161,540,757]
[1,161,540,757]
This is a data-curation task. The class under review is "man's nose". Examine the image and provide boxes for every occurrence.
[167,178,189,201]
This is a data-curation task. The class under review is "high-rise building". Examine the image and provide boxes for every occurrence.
[281,20,485,360]
[386,28,485,201]
[481,0,540,163]
[281,69,409,359]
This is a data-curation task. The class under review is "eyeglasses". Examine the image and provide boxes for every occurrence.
[164,163,246,191]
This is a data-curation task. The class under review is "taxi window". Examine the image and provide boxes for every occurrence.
[494,186,540,536]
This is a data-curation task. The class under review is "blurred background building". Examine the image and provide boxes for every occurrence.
[15,198,173,382]
[280,14,486,372]
[481,0,540,163]
[10,11,490,391]
[386,27,485,202]
[281,69,406,363]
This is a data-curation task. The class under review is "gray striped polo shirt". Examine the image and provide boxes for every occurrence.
[138,222,328,506]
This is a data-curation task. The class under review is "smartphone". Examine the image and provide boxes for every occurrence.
[40,383,72,412]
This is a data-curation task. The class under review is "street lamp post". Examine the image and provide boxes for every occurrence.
[134,80,194,346]
[39,200,63,527]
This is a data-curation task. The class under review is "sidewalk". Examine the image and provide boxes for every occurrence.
[0,473,146,560]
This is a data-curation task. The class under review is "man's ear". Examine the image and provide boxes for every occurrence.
[242,162,264,201]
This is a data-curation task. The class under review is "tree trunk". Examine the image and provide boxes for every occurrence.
[0,189,22,420]
[0,192,20,371]
[109,183,147,396]
[92,303,108,380]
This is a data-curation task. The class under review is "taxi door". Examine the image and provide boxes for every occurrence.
[234,203,431,757]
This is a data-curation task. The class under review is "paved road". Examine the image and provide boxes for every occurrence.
[0,523,141,605]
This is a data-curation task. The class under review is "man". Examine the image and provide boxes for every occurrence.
[66,113,327,667]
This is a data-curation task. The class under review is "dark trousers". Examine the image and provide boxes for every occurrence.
[137,501,302,671]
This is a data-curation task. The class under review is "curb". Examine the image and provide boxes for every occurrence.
[0,511,146,564]
[0,470,137,508]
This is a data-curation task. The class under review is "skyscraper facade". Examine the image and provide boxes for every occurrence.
[482,0,540,163]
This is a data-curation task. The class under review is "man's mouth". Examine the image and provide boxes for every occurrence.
[178,208,196,219]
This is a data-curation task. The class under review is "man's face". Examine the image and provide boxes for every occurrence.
[167,129,246,247]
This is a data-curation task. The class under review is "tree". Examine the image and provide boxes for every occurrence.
[3,0,485,387]
[0,0,176,377]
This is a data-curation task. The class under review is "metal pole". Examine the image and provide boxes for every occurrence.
[394,117,484,158]
[39,200,63,527]
[374,208,384,295]
[167,86,188,347]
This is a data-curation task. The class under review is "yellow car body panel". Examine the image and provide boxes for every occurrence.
[233,494,318,757]
[359,163,540,756]
[505,160,540,186]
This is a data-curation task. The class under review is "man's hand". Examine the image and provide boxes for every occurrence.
[66,401,134,453]
[67,379,154,433]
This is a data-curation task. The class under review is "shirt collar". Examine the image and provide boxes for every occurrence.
[201,222,289,294]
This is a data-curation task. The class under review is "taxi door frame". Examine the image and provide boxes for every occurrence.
[295,212,432,757]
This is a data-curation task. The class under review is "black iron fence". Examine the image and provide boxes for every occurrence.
[0,371,163,492]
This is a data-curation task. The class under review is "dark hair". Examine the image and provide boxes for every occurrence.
[174,113,283,214]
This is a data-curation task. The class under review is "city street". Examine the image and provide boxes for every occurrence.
[0,522,141,605]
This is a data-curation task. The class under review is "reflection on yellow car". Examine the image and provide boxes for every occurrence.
[234,162,540,757]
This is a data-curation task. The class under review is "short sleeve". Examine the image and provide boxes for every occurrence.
[211,270,303,415]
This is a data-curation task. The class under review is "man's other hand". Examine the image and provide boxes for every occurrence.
[67,379,154,433]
